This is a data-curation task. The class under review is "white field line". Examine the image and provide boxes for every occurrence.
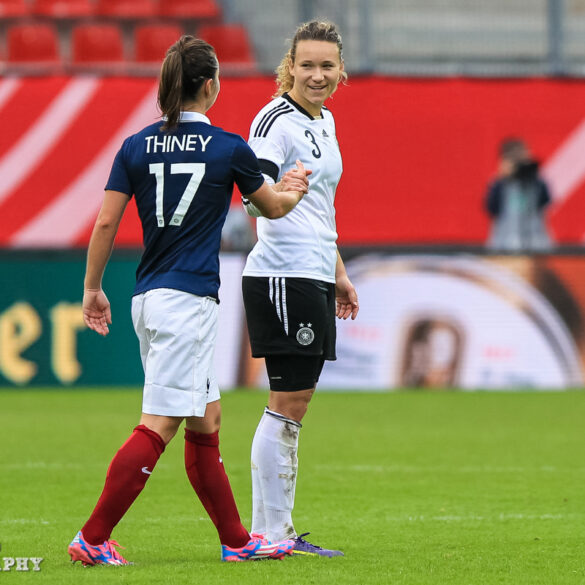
[316,464,564,474]
[0,461,170,471]
[397,513,570,523]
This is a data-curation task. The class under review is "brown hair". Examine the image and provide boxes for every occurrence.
[499,137,528,162]
[274,20,347,97]
[158,35,218,131]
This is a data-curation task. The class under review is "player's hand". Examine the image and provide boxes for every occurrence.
[278,159,312,193]
[335,275,359,320]
[83,288,112,336]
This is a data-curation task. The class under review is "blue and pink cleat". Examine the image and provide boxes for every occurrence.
[221,534,295,561]
[68,531,131,566]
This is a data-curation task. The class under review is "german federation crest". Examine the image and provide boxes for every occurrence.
[296,323,315,346]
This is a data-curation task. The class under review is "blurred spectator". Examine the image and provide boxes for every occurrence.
[220,205,256,252]
[485,137,554,251]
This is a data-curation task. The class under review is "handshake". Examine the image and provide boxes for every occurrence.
[244,159,312,218]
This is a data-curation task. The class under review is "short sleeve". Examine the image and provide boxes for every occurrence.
[248,113,287,175]
[248,135,286,170]
[231,138,265,196]
[105,142,132,195]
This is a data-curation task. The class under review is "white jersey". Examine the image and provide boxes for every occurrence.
[242,93,343,283]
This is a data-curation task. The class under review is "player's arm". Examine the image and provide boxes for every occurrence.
[334,249,359,320]
[83,189,129,336]
[246,160,310,219]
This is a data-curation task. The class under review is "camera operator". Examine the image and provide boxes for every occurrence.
[485,137,554,251]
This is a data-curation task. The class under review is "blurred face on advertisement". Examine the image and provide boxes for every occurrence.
[288,40,343,117]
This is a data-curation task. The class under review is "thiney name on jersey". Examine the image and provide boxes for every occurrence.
[144,134,213,154]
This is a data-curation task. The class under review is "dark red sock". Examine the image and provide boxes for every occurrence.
[82,425,165,545]
[184,429,249,548]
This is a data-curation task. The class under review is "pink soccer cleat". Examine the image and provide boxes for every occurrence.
[68,531,131,566]
[221,534,294,561]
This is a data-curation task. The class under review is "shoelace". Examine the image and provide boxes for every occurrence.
[104,540,126,562]
[250,533,270,544]
[296,532,323,550]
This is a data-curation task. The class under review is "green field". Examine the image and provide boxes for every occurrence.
[1,388,585,585]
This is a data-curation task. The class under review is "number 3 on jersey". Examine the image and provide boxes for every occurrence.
[149,162,206,227]
[304,130,322,159]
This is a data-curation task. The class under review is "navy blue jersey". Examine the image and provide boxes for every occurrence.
[105,112,264,299]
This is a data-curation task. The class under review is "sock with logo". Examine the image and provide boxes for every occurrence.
[81,424,165,546]
[251,408,301,542]
[184,429,250,548]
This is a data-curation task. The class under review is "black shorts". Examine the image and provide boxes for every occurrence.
[242,276,337,360]
[264,354,326,391]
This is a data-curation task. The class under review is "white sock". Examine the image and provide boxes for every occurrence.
[250,414,267,536]
[250,408,301,542]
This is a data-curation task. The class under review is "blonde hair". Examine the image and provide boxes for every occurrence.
[274,20,347,97]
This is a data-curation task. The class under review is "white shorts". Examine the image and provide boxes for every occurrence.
[131,288,221,417]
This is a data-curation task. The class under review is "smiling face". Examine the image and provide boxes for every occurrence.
[287,40,344,117]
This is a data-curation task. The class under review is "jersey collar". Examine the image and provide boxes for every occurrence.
[177,111,211,124]
[282,92,322,120]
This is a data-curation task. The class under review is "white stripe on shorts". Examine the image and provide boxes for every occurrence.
[268,277,288,335]
[281,277,288,335]
[275,277,282,323]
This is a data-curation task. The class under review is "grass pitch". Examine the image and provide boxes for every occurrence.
[1,388,584,585]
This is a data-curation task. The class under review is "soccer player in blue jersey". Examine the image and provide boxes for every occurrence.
[67,36,310,566]
[242,21,359,557]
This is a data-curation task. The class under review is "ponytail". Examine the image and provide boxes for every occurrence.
[158,35,218,131]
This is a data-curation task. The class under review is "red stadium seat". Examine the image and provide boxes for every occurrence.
[134,23,183,63]
[157,0,220,20]
[95,0,157,19]
[197,24,256,72]
[7,23,61,68]
[71,23,124,68]
[0,0,30,17]
[32,0,94,18]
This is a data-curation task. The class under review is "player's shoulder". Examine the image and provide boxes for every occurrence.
[131,120,163,140]
[193,122,251,155]
[252,95,291,119]
[212,126,252,156]
[213,125,245,142]
[322,104,335,120]
[114,121,158,160]
[250,95,296,138]
[321,105,337,127]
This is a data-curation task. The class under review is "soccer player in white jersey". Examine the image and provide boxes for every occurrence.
[241,21,359,556]
[67,36,310,566]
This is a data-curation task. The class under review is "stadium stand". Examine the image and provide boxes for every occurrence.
[198,23,256,73]
[0,0,257,75]
[0,0,30,17]
[95,0,157,19]
[6,22,62,73]
[71,22,125,70]
[133,22,182,73]
[157,0,221,20]
[134,22,183,61]
[31,0,94,18]
[1,2,585,78]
